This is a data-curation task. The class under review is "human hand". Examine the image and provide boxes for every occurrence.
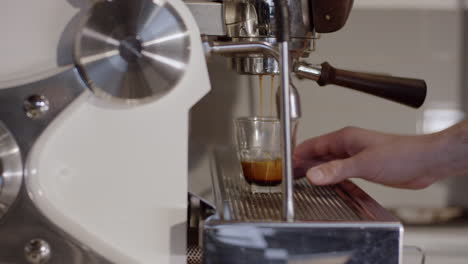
[293,126,460,189]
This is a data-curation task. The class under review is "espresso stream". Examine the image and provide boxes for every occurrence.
[270,75,275,116]
[259,75,264,116]
[241,75,282,187]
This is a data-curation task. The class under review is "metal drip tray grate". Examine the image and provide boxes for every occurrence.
[205,147,402,264]
[212,147,395,222]
[223,177,361,221]
[187,245,202,264]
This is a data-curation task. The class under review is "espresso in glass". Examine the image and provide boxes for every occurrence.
[235,117,283,193]
[241,158,282,186]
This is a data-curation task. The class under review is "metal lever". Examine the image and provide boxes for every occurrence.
[295,61,427,108]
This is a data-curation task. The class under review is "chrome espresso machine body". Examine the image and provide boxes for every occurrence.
[0,0,426,263]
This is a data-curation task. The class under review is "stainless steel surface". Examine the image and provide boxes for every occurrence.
[187,0,316,75]
[278,41,294,222]
[75,0,190,104]
[205,40,280,61]
[229,38,315,75]
[23,95,50,119]
[294,61,322,81]
[228,38,312,75]
[24,239,52,264]
[0,67,84,158]
[276,83,301,120]
[223,0,313,39]
[185,1,225,36]
[221,0,313,74]
[224,0,258,37]
[204,39,281,75]
[204,221,402,264]
[232,56,279,75]
[0,122,22,219]
[275,82,300,152]
[0,67,111,263]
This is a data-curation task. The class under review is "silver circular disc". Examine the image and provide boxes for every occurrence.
[0,122,22,219]
[75,0,190,104]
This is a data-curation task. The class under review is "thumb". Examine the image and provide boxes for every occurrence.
[306,158,359,185]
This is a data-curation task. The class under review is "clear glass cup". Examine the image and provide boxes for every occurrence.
[235,117,283,193]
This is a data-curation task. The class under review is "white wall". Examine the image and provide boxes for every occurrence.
[354,0,464,10]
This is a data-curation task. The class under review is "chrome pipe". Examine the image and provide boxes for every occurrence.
[279,41,294,222]
[294,61,322,81]
[204,40,280,61]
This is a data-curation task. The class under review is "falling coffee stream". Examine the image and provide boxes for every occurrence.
[243,75,283,188]
[259,75,264,116]
[270,75,275,116]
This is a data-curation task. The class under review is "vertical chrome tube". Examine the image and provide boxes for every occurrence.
[279,41,294,222]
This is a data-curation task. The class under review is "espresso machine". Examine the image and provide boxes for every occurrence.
[0,0,427,263]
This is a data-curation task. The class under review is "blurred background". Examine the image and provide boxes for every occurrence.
[190,1,468,263]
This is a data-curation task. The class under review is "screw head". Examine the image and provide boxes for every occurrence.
[24,239,51,264]
[24,95,50,119]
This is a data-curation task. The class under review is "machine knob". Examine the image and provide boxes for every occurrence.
[75,0,191,104]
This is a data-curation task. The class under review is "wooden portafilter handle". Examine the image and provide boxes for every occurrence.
[295,62,427,108]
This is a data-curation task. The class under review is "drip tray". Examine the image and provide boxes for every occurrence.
[202,147,403,264]
[211,147,398,222]
[222,178,362,222]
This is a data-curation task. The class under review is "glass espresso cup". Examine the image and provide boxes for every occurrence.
[235,117,282,193]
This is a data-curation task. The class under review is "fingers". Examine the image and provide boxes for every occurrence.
[293,158,327,179]
[294,127,391,162]
[294,128,352,161]
[306,157,359,185]
[293,155,338,179]
[295,127,397,186]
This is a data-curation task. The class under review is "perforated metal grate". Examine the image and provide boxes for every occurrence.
[187,245,202,264]
[222,175,361,222]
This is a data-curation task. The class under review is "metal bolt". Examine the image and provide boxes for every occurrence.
[325,14,332,21]
[24,95,50,119]
[24,239,51,264]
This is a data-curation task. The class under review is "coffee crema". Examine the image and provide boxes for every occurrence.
[241,158,282,186]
